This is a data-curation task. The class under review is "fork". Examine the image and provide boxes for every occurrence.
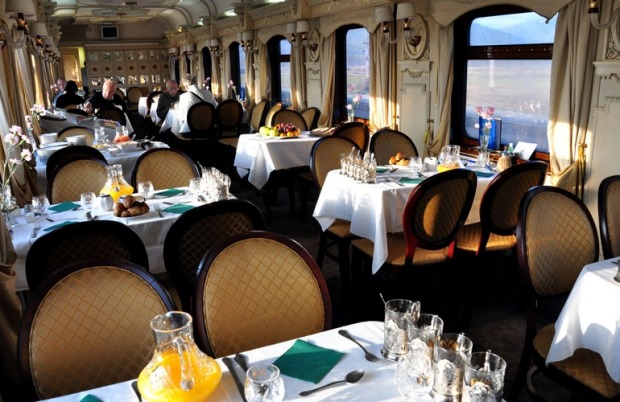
[338,329,381,362]
[154,204,163,218]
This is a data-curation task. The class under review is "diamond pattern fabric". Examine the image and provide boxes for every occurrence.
[132,149,198,190]
[332,122,369,152]
[370,129,418,166]
[48,159,107,204]
[600,177,620,259]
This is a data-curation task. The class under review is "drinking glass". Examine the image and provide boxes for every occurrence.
[408,313,444,358]
[244,364,285,402]
[432,333,473,401]
[23,204,36,223]
[409,156,424,172]
[381,299,421,361]
[439,145,460,168]
[395,345,434,400]
[80,192,96,215]
[189,177,203,201]
[462,350,506,402]
[32,195,50,218]
[138,181,154,200]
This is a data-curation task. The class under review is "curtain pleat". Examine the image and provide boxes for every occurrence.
[318,35,335,128]
[369,27,395,132]
[259,42,270,102]
[245,48,255,105]
[211,51,221,101]
[290,45,306,110]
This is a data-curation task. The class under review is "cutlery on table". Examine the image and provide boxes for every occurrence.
[222,357,248,402]
[45,217,78,223]
[298,370,365,396]
[131,380,142,401]
[234,353,250,373]
[155,204,163,218]
[30,225,39,239]
[389,177,404,187]
[338,329,381,362]
[388,167,399,173]
[416,172,427,179]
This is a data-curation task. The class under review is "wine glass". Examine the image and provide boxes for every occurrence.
[80,192,96,220]
[189,177,203,202]
[138,181,154,200]
[244,364,285,402]
[32,195,50,218]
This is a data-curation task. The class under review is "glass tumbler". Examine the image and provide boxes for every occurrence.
[431,332,473,401]
[381,299,421,361]
[462,350,506,402]
[244,363,285,402]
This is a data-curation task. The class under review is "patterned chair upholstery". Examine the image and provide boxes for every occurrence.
[164,199,265,312]
[125,86,143,111]
[57,126,95,145]
[264,102,283,128]
[26,220,149,292]
[186,101,216,140]
[332,122,369,152]
[194,231,332,357]
[598,175,620,259]
[47,158,108,204]
[216,99,243,138]
[96,107,126,126]
[130,148,199,189]
[45,145,106,182]
[369,128,419,165]
[18,260,175,400]
[509,186,620,401]
[249,100,269,133]
[271,109,308,131]
[301,107,320,130]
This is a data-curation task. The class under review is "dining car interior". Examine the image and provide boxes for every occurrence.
[0,0,620,400]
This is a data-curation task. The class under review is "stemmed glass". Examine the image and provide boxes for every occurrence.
[32,195,50,219]
[138,181,154,200]
[80,192,96,220]
[244,364,285,402]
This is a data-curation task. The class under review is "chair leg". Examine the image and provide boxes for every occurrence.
[508,343,533,402]
[317,232,328,269]
[337,239,351,299]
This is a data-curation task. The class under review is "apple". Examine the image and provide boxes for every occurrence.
[259,126,269,136]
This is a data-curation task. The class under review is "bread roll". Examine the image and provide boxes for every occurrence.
[123,195,136,209]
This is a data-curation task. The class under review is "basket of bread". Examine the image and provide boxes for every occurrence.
[113,194,150,217]
[389,152,411,166]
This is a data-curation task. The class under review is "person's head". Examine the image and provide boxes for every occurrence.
[181,74,196,89]
[56,78,66,91]
[102,79,116,100]
[165,79,179,96]
[64,80,79,94]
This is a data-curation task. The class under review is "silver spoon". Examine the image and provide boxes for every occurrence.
[338,329,381,362]
[298,370,365,396]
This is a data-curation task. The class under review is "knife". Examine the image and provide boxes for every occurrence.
[222,357,248,402]
[234,353,249,373]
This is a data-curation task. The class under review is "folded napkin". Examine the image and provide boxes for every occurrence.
[399,177,423,185]
[49,202,80,213]
[162,203,194,214]
[154,188,185,197]
[43,221,76,232]
[273,339,345,384]
[376,167,389,173]
[474,171,495,178]
[79,395,103,402]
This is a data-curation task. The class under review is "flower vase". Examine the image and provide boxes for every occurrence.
[0,186,17,231]
[479,116,497,150]
[347,109,355,122]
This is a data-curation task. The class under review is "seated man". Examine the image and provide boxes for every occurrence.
[176,74,218,129]
[83,79,125,115]
[55,80,84,109]
[156,79,180,122]
[51,77,66,107]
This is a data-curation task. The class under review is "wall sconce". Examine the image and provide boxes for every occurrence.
[209,39,222,57]
[169,47,179,61]
[183,44,195,59]
[588,0,620,29]
[238,31,258,54]
[375,3,420,46]
[287,20,312,49]
[29,22,48,55]
[0,0,38,49]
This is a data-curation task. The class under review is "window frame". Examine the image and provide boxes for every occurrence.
[452,5,553,160]
[334,24,369,122]
[229,41,242,99]
[267,35,290,105]
[201,47,212,85]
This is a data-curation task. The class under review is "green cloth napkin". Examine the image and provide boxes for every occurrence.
[154,188,185,197]
[79,395,103,402]
[43,221,76,232]
[376,167,389,173]
[162,203,194,214]
[273,339,345,384]
[49,201,80,213]
[475,170,495,178]
[399,177,423,184]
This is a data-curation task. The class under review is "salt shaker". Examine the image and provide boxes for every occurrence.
[98,194,114,212]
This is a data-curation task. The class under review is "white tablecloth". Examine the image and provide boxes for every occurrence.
[313,168,494,274]
[160,106,249,137]
[40,321,432,402]
[234,133,320,190]
[546,258,620,381]
[39,112,135,143]
[12,190,218,292]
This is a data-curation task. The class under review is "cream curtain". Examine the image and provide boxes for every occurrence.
[290,45,306,110]
[318,34,336,128]
[169,56,176,82]
[547,0,597,197]
[426,24,454,157]
[244,48,255,105]
[369,26,395,132]
[258,42,270,102]
[211,51,221,101]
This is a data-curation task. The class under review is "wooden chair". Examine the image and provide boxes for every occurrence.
[18,260,175,400]
[333,121,369,152]
[369,128,419,165]
[264,102,283,128]
[57,126,95,145]
[301,107,320,130]
[47,158,108,204]
[96,107,126,126]
[114,87,125,102]
[45,145,106,183]
[271,109,308,131]
[598,175,620,259]
[509,186,620,401]
[216,99,243,138]
[249,100,269,133]
[163,199,265,312]
[131,148,199,189]
[125,86,143,112]
[185,101,216,140]
[26,220,149,292]
[193,231,332,357]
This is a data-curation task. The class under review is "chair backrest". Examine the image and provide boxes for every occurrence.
[216,99,243,136]
[26,220,150,291]
[45,145,106,183]
[96,107,126,126]
[332,121,369,151]
[114,87,125,101]
[369,128,419,165]
[194,231,332,357]
[19,260,175,400]
[403,169,477,263]
[57,126,95,145]
[301,107,320,130]
[186,101,216,139]
[164,199,265,311]
[47,158,108,203]
[126,86,143,107]
[264,102,283,127]
[310,136,360,189]
[66,108,89,116]
[146,90,162,111]
[131,148,199,189]
[517,186,598,309]
[250,100,269,132]
[598,175,620,259]
[475,161,548,254]
[271,109,308,131]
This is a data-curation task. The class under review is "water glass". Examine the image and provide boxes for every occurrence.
[32,195,50,217]
[477,151,490,167]
[244,364,285,402]
[138,181,154,200]
[23,204,36,223]
[432,333,473,401]
[462,351,506,402]
[408,313,444,359]
[409,156,424,172]
[80,192,96,213]
[382,299,421,361]
[439,145,460,168]
[189,177,203,201]
[395,345,434,400]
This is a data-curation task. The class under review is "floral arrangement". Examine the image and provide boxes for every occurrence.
[1,126,32,206]
[346,95,362,113]
[205,76,211,91]
[228,80,237,99]
[30,104,45,121]
[476,106,495,135]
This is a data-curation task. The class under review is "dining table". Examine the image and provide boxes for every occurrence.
[38,320,433,402]
[39,111,135,142]
[234,132,321,190]
[313,165,496,274]
[546,257,620,382]
[11,188,230,292]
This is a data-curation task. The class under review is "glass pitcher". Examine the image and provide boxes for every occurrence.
[99,164,134,202]
[137,311,221,402]
[438,145,460,172]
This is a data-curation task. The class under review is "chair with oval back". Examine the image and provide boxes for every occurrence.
[193,231,332,357]
[47,157,108,204]
[185,101,216,141]
[264,102,283,128]
[26,220,150,292]
[271,109,308,131]
[18,260,175,400]
[45,145,106,183]
[598,175,620,260]
[301,107,321,131]
[369,128,419,165]
[126,86,144,112]
[131,148,199,189]
[164,199,265,312]
[216,99,243,138]
[57,126,95,145]
[249,100,269,133]
[96,107,126,126]
[332,121,369,152]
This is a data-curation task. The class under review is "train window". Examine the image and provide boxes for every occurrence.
[267,36,291,104]
[229,42,242,100]
[238,45,246,100]
[202,47,212,89]
[453,6,555,155]
[335,25,370,121]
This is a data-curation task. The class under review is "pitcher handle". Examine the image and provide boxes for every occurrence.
[173,336,195,391]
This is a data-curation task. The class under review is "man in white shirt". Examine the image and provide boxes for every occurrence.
[176,74,218,130]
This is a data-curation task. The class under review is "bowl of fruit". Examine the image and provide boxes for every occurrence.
[258,124,301,138]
